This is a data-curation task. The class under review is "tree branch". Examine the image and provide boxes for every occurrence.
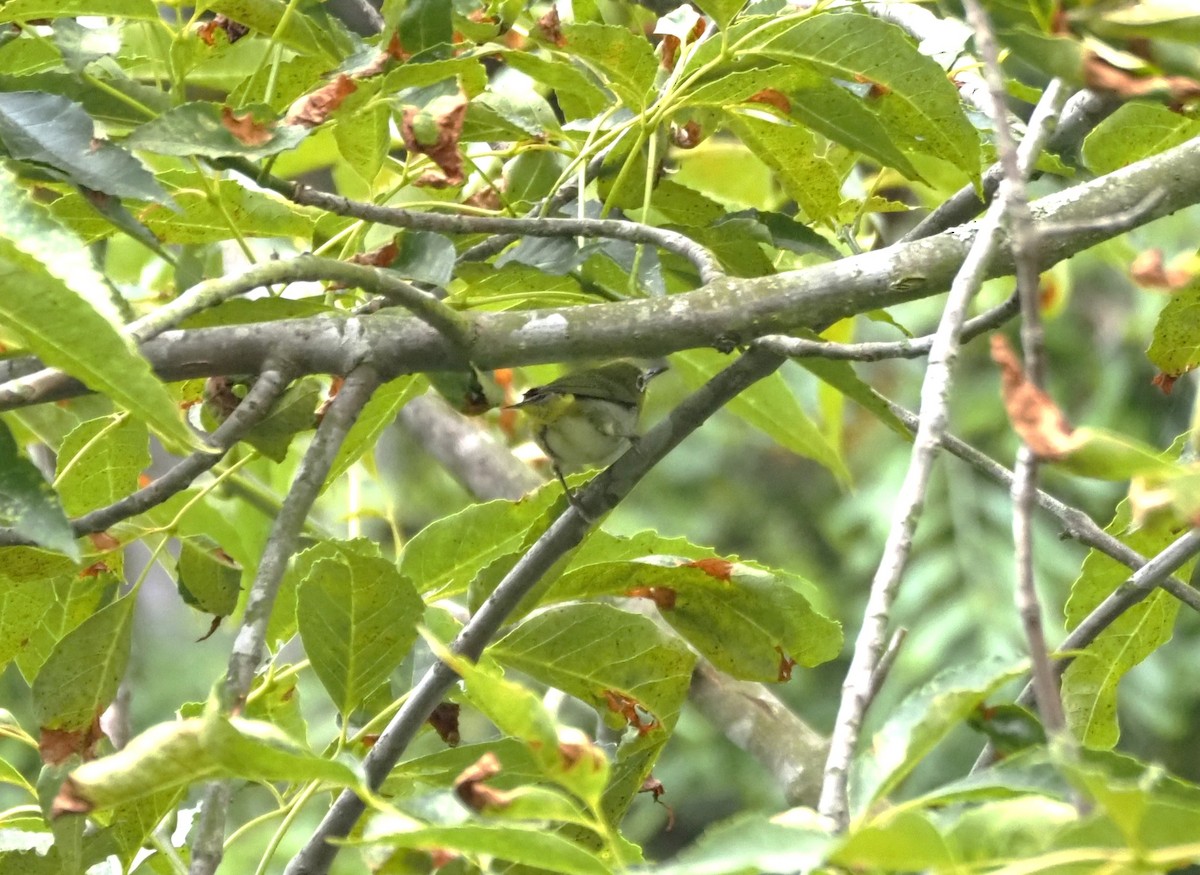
[188,366,382,875]
[283,345,787,875]
[817,75,1072,828]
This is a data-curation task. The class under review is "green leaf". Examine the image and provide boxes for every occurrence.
[125,102,309,161]
[1147,278,1200,377]
[14,572,111,683]
[1062,500,1188,748]
[724,111,842,224]
[0,422,77,560]
[334,102,389,185]
[32,594,134,731]
[0,0,158,21]
[361,820,610,875]
[397,485,561,599]
[547,557,841,682]
[60,710,363,812]
[501,51,610,120]
[755,11,980,178]
[323,375,426,490]
[792,346,911,440]
[693,0,749,29]
[492,603,696,735]
[398,0,453,57]
[432,644,610,808]
[1083,103,1200,176]
[640,810,832,875]
[54,416,149,518]
[852,657,1029,815]
[235,377,321,462]
[176,537,242,618]
[203,0,353,60]
[296,540,423,716]
[833,808,960,870]
[671,349,850,482]
[0,91,167,203]
[559,22,658,109]
[0,548,79,671]
[0,167,196,450]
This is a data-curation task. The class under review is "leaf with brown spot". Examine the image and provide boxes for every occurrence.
[626,585,677,609]
[855,74,891,98]
[88,532,120,552]
[400,93,468,187]
[685,557,734,581]
[349,241,400,268]
[661,35,681,70]
[51,776,92,817]
[748,89,791,113]
[79,561,110,577]
[990,334,1074,459]
[40,717,105,766]
[220,106,273,146]
[603,689,658,735]
[285,74,357,128]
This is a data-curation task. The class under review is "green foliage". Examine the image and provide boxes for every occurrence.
[0,0,1198,873]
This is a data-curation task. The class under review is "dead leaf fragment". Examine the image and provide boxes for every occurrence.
[51,777,92,817]
[1131,249,1191,290]
[221,106,273,146]
[285,74,357,128]
[776,646,796,682]
[1083,51,1200,104]
[454,752,515,810]
[535,6,565,46]
[603,690,658,735]
[990,334,1074,459]
[671,120,703,149]
[428,702,461,746]
[198,14,249,46]
[1152,372,1178,395]
[627,585,677,609]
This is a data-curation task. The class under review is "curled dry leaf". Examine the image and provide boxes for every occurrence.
[453,751,515,811]
[400,93,468,187]
[1131,249,1192,290]
[640,776,675,830]
[603,689,658,735]
[285,74,357,128]
[776,646,797,682]
[990,334,1074,459]
[198,14,249,46]
[427,702,461,746]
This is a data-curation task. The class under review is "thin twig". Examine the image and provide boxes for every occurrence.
[760,294,1017,362]
[883,400,1200,611]
[965,0,1067,734]
[188,366,383,875]
[283,346,787,875]
[816,76,1074,829]
[288,186,725,283]
[0,368,292,547]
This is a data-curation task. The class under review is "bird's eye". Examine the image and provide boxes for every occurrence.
[636,375,648,391]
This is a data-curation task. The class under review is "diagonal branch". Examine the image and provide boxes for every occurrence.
[283,345,788,875]
[188,365,383,875]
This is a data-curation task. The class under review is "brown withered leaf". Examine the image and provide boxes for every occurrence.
[349,241,400,269]
[285,74,357,128]
[990,334,1074,459]
[428,702,461,746]
[400,93,468,187]
[661,34,681,71]
[627,585,677,609]
[685,557,734,580]
[640,776,675,830]
[79,561,111,578]
[535,6,565,46]
[463,186,503,210]
[454,752,515,811]
[40,717,106,766]
[221,106,273,146]
[87,532,120,551]
[197,615,222,642]
[1083,51,1200,103]
[556,727,606,774]
[198,14,249,46]
[1131,249,1191,290]
[749,89,791,113]
[1152,372,1178,395]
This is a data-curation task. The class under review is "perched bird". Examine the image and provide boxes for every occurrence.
[510,360,666,494]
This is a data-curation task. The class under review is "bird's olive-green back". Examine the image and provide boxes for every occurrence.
[533,361,647,407]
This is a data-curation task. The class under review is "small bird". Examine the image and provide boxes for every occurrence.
[509,360,666,494]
